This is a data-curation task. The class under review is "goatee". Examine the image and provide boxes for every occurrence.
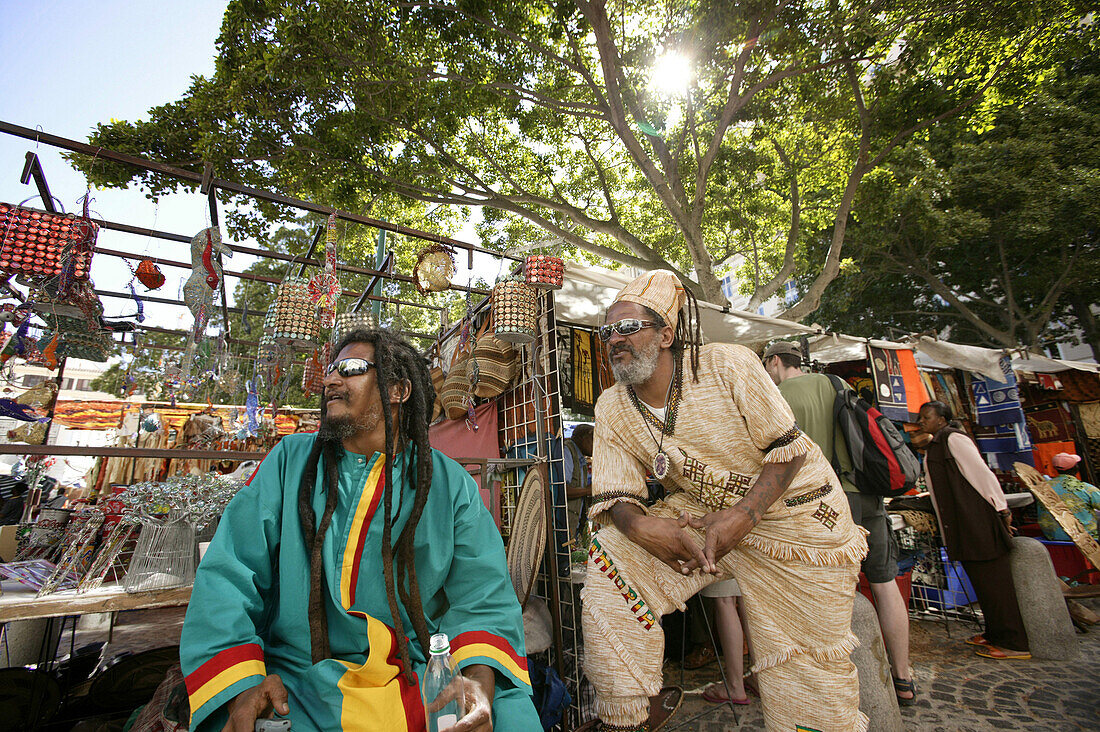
[609,336,661,385]
[318,414,361,443]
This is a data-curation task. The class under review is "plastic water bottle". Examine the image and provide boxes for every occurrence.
[422,633,464,732]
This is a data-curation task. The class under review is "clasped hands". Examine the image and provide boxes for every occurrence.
[626,507,754,576]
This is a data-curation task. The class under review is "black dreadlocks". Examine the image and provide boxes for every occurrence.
[298,328,436,683]
[641,284,703,382]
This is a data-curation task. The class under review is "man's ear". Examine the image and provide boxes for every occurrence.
[659,324,676,349]
[389,379,412,404]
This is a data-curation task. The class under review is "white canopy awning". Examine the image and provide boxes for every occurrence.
[557,262,818,345]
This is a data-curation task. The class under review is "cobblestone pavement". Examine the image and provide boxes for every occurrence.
[59,602,1100,730]
[664,600,1100,731]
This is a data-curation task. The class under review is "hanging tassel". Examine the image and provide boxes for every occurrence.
[128,281,145,323]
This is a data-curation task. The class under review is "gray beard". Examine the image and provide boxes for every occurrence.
[609,337,661,385]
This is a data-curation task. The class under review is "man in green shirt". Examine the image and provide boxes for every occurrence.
[763,341,915,706]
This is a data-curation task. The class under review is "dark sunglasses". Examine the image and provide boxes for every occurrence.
[326,357,376,378]
[597,319,657,342]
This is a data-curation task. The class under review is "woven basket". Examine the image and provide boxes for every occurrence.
[492,279,537,344]
[270,276,319,348]
[471,314,517,398]
[331,310,377,345]
[440,337,473,420]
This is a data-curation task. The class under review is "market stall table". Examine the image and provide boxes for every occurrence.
[0,582,191,622]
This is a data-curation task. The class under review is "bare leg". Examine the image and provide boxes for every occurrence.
[869,580,912,699]
[709,595,747,701]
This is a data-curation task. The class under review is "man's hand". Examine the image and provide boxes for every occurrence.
[688,506,756,572]
[221,675,289,732]
[611,503,708,576]
[449,664,495,732]
[1000,509,1018,536]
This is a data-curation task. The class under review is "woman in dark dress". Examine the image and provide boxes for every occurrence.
[917,401,1030,660]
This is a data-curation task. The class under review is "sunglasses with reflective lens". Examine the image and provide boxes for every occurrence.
[597,319,658,342]
[326,357,376,378]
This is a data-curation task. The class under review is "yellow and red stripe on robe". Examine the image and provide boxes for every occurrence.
[452,630,531,688]
[185,643,267,717]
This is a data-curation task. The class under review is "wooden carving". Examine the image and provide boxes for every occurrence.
[1015,462,1100,573]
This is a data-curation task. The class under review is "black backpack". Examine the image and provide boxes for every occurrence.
[826,374,919,497]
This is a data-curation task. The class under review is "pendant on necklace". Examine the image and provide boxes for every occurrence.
[652,450,670,480]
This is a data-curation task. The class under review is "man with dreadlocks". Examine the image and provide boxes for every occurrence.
[180,329,538,731]
[578,271,868,732]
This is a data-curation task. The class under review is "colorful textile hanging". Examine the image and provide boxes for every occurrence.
[974,422,1034,470]
[970,356,1024,426]
[868,347,929,422]
[572,328,596,414]
[1024,403,1075,444]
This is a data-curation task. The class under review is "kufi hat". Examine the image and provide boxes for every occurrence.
[1052,452,1081,470]
[612,270,686,329]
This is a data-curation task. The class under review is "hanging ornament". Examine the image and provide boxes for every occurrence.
[0,396,41,421]
[413,244,456,295]
[245,378,261,436]
[182,226,231,334]
[128,281,145,323]
[307,214,342,328]
[135,258,165,290]
[16,380,57,410]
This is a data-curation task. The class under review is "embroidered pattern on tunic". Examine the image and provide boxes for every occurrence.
[591,490,647,507]
[784,484,833,507]
[811,501,840,531]
[589,536,657,630]
[677,449,754,511]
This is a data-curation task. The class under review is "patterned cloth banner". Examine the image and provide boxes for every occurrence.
[868,347,929,422]
[1024,403,1075,444]
[970,356,1024,426]
[975,422,1034,470]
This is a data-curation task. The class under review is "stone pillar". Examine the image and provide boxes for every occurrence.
[1009,536,1078,660]
[850,592,904,731]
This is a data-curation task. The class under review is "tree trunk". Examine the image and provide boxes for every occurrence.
[1069,293,1100,362]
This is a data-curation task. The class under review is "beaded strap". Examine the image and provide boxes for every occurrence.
[591,491,648,507]
[766,426,801,452]
[627,365,683,435]
[783,484,833,507]
[597,723,650,732]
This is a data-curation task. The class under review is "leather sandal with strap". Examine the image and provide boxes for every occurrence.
[965,634,989,647]
[892,676,917,706]
[975,645,1032,660]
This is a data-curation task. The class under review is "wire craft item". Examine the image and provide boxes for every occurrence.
[37,511,104,597]
[135,258,165,290]
[122,517,197,593]
[79,516,141,591]
[523,254,564,290]
[492,279,538,344]
[0,201,96,281]
[14,507,72,560]
[308,214,342,328]
[413,243,456,294]
[269,276,320,348]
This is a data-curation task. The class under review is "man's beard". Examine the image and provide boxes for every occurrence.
[609,335,661,385]
[318,413,363,443]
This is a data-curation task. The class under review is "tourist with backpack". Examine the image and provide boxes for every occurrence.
[763,341,917,706]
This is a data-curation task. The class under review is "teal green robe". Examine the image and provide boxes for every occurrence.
[181,434,538,731]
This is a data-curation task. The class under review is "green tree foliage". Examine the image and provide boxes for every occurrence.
[814,47,1100,357]
[72,0,1089,319]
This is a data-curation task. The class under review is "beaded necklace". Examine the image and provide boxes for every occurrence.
[627,364,682,479]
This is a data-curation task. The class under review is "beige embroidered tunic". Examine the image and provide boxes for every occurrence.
[590,343,865,566]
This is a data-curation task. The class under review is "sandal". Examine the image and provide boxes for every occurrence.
[965,634,989,647]
[683,645,718,669]
[701,683,750,705]
[892,677,917,707]
[975,645,1031,660]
